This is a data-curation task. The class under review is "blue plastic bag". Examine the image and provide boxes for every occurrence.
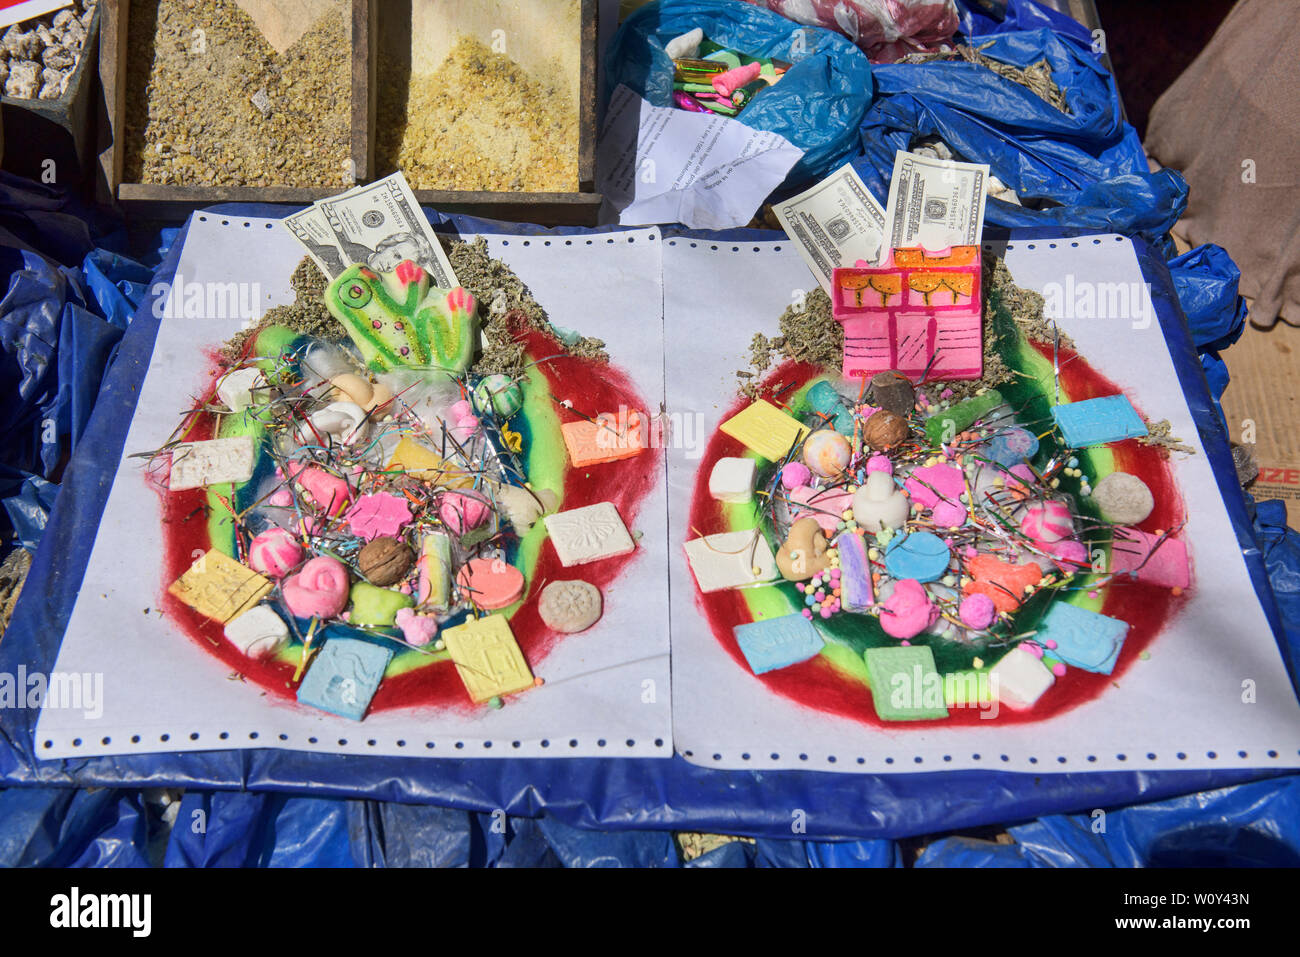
[852,28,1187,246]
[1169,244,1248,354]
[1167,244,1248,417]
[955,0,1093,47]
[604,0,873,187]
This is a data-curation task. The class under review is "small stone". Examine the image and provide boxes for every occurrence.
[39,68,66,99]
[870,370,916,418]
[1092,471,1155,526]
[3,28,38,60]
[53,10,74,29]
[42,46,74,70]
[250,87,272,116]
[357,536,414,587]
[4,59,40,98]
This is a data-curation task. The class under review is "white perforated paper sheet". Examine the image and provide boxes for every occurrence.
[35,216,672,761]
[663,234,1300,774]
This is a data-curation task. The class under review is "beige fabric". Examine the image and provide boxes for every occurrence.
[1144,0,1300,328]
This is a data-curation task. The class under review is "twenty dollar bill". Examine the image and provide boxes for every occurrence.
[883,150,989,251]
[774,164,887,292]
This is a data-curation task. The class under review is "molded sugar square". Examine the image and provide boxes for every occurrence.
[169,436,257,491]
[719,399,810,462]
[734,613,824,674]
[560,410,646,468]
[709,456,757,504]
[543,501,635,566]
[989,645,1055,710]
[1110,528,1191,590]
[167,549,273,624]
[441,614,535,702]
[863,645,950,721]
[683,529,778,593]
[1051,395,1147,448]
[224,604,288,658]
[216,367,264,412]
[296,636,393,721]
[1035,602,1129,674]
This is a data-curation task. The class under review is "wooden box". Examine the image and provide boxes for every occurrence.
[1,2,101,187]
[98,0,600,225]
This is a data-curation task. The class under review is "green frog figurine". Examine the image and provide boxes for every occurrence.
[324,259,477,373]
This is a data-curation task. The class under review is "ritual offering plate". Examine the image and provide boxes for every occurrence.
[149,244,658,722]
[685,248,1194,725]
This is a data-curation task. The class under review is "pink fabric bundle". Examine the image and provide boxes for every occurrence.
[743,0,959,63]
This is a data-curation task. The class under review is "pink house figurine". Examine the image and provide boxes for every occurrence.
[831,246,983,383]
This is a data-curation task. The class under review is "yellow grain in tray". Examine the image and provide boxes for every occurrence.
[377,36,578,193]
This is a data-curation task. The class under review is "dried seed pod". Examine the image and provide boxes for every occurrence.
[863,409,911,450]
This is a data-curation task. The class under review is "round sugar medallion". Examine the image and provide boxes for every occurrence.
[538,580,603,633]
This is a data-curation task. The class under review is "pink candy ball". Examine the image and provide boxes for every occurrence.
[865,454,893,475]
[781,461,812,490]
[247,527,303,579]
[1020,500,1073,543]
[959,593,996,630]
[439,491,492,534]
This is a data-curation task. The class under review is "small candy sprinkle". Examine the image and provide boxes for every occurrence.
[1051,663,1066,677]
[488,696,503,709]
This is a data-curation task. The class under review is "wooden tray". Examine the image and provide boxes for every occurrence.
[98,0,600,225]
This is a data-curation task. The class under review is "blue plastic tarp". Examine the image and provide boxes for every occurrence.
[917,775,1300,867]
[0,239,154,554]
[1,208,1295,849]
[604,0,874,187]
[852,28,1187,248]
[0,787,151,867]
